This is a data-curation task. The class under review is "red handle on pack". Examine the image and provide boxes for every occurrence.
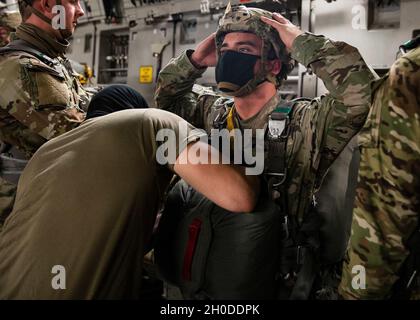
[182,218,202,281]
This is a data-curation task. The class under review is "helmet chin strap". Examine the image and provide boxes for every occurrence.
[29,0,71,40]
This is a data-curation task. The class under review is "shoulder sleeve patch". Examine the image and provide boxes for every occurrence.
[19,58,70,109]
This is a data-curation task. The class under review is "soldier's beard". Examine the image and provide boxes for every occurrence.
[59,29,73,40]
[53,26,73,42]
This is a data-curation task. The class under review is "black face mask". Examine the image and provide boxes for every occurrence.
[215,50,261,95]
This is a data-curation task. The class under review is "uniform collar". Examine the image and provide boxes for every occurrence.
[236,93,282,131]
[16,23,69,58]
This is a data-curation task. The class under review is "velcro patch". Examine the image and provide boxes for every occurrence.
[35,72,69,108]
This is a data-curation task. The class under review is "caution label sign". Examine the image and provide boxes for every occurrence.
[139,66,153,83]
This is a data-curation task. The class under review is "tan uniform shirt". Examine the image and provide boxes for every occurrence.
[0,109,205,299]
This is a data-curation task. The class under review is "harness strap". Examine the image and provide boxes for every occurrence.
[0,38,77,81]
[226,106,235,132]
[265,104,293,210]
[0,38,57,67]
[29,6,53,25]
[289,201,321,299]
[290,246,319,299]
[28,0,69,39]
[264,98,327,299]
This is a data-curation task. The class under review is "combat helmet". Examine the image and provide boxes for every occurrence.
[215,4,294,96]
[0,11,22,31]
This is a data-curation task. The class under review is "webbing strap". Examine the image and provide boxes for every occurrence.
[29,0,68,39]
[265,103,293,202]
[0,39,57,67]
[266,99,327,300]
[289,247,320,300]
[226,106,235,132]
[29,0,63,26]
[29,6,52,25]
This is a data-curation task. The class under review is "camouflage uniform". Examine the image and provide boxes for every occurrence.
[0,23,91,228]
[339,46,420,299]
[156,36,374,224]
[0,11,22,228]
[0,11,21,47]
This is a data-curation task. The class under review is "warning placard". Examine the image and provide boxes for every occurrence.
[139,66,153,83]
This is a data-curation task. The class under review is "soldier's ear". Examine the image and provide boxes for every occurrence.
[39,0,53,13]
[266,59,282,76]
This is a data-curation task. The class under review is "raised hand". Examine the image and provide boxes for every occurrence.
[261,13,304,52]
[190,33,218,68]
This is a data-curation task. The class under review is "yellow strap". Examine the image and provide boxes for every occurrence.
[226,106,235,132]
[226,106,236,150]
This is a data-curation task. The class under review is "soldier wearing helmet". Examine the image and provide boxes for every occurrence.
[213,6,293,96]
[155,4,375,299]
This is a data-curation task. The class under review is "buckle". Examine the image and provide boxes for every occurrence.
[212,112,224,130]
[296,246,306,266]
[281,215,289,240]
[407,270,418,289]
[266,172,286,187]
[268,115,287,140]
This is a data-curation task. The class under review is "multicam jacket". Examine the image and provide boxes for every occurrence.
[0,23,91,229]
[155,32,376,223]
[339,47,420,300]
[0,23,90,158]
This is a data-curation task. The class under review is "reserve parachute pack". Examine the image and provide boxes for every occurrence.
[154,98,349,299]
[155,179,282,299]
